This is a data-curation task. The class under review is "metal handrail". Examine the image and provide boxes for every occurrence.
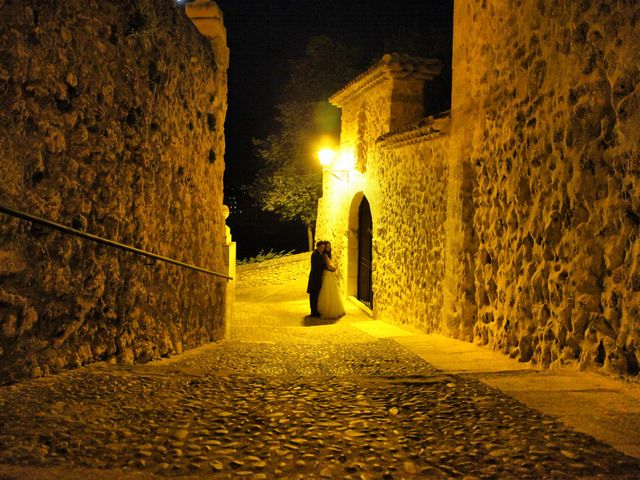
[0,203,232,280]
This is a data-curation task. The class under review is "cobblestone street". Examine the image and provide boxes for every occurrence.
[1,259,640,479]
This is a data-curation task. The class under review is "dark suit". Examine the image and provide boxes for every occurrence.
[306,249,325,316]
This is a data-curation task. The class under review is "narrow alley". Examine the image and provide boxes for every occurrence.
[1,256,640,479]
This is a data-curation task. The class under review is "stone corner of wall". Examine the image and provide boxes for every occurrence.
[185,0,229,70]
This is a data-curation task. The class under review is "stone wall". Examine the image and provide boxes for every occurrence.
[450,0,640,374]
[236,253,309,289]
[0,0,229,383]
[373,125,449,331]
[316,55,447,330]
[318,2,640,377]
[316,119,449,330]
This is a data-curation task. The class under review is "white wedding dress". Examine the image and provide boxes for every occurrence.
[317,270,345,319]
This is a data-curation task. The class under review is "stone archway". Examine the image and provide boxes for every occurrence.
[346,193,373,310]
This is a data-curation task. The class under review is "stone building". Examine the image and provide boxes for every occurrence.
[0,0,230,383]
[316,0,640,376]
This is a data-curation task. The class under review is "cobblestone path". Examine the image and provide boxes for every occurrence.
[1,275,640,479]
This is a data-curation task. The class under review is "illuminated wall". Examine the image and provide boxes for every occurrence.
[0,0,228,383]
[316,54,447,329]
[318,1,640,376]
[450,0,640,375]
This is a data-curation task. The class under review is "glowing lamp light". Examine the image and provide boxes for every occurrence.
[318,148,337,167]
[335,148,355,171]
[317,145,353,182]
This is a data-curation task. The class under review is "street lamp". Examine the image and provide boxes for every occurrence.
[317,146,353,181]
[318,148,337,168]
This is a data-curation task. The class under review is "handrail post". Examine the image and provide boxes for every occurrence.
[222,206,236,339]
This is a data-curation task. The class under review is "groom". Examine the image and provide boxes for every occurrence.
[306,241,325,317]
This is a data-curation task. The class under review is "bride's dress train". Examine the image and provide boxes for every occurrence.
[317,270,345,319]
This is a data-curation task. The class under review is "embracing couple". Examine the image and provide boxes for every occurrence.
[306,241,346,319]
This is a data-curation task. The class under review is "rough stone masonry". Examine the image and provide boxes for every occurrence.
[0,0,229,383]
[450,0,640,376]
[316,0,640,377]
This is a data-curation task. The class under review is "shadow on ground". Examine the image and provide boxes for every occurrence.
[302,315,342,327]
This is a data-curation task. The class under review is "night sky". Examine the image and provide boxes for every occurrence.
[209,0,454,259]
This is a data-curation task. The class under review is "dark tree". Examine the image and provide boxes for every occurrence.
[251,36,361,250]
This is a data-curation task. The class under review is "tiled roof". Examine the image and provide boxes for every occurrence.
[376,115,450,149]
[329,53,442,108]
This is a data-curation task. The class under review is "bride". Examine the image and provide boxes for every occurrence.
[317,241,345,319]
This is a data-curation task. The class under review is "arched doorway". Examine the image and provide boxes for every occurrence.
[357,197,373,309]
